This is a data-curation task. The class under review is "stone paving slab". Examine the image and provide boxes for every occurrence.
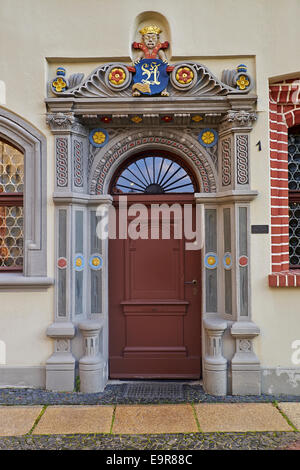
[194,403,293,432]
[32,405,114,435]
[0,406,42,436]
[278,402,300,430]
[112,404,198,434]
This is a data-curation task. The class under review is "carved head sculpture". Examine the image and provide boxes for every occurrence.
[139,24,161,49]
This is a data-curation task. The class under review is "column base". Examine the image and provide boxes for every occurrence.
[79,357,107,393]
[46,353,75,392]
[203,362,227,396]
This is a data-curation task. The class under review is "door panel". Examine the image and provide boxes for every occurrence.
[109,196,202,378]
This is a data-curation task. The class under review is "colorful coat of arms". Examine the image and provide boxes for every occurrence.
[132,59,169,96]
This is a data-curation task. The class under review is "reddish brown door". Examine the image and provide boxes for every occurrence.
[109,194,202,378]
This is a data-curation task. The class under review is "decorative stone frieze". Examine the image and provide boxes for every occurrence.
[46,322,75,392]
[203,317,227,396]
[79,321,106,393]
[231,321,261,395]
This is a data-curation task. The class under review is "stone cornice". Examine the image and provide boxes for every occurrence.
[45,95,257,119]
[194,190,258,203]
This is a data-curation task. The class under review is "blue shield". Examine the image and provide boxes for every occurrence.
[133,59,169,95]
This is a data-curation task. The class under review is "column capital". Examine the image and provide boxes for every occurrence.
[219,110,257,134]
[46,112,88,136]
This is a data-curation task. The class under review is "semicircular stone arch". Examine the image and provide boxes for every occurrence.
[89,129,217,195]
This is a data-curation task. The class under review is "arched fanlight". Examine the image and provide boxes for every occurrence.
[111,154,196,194]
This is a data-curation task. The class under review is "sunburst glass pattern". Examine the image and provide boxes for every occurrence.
[112,156,195,194]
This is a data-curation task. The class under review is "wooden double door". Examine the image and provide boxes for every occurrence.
[109,194,202,378]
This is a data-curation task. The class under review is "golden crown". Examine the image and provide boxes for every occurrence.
[139,25,161,35]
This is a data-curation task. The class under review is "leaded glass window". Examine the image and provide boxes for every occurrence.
[0,140,24,271]
[288,128,300,268]
[110,153,197,194]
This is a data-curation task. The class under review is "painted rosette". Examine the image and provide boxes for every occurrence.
[239,255,248,267]
[204,252,218,269]
[198,128,218,148]
[74,254,84,271]
[105,64,131,91]
[51,76,68,93]
[57,257,67,269]
[89,128,109,148]
[171,63,197,90]
[223,252,232,270]
[89,254,103,270]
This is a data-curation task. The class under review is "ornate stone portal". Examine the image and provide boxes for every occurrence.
[45,25,260,395]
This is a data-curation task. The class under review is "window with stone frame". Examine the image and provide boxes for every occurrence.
[0,139,24,271]
[288,125,300,268]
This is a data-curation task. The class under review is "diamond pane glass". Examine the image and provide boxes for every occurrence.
[289,202,300,266]
[288,134,300,191]
[0,205,23,269]
[111,155,195,194]
[0,141,24,193]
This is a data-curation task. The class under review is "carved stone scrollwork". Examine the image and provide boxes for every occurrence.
[56,137,68,188]
[236,134,249,185]
[73,140,84,188]
[47,61,254,99]
[221,138,231,186]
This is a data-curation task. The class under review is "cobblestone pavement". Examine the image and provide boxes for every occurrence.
[1,384,300,405]
[0,432,298,450]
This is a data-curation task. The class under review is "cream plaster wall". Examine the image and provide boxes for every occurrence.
[0,0,300,370]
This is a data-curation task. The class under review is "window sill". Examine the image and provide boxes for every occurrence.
[269,270,300,287]
[0,274,54,289]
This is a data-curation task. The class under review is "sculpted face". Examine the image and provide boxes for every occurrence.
[143,33,159,49]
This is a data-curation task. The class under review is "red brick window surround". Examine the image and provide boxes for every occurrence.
[269,80,300,287]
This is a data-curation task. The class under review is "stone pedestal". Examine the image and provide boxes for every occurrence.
[79,321,105,393]
[46,322,75,392]
[231,321,261,395]
[203,317,227,396]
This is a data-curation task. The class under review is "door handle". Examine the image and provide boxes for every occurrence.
[184,279,197,285]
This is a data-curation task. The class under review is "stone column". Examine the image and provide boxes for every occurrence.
[203,317,227,395]
[79,321,105,393]
[231,321,260,395]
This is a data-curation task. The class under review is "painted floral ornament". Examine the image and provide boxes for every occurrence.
[171,63,197,90]
[131,116,143,124]
[51,66,68,93]
[89,128,109,148]
[198,128,218,148]
[205,253,218,269]
[105,64,131,91]
[235,64,250,91]
[223,253,232,270]
[74,254,84,271]
[192,115,203,122]
[176,66,194,85]
[109,67,126,86]
[89,254,103,270]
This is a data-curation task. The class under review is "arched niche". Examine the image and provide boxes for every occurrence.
[130,11,172,62]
